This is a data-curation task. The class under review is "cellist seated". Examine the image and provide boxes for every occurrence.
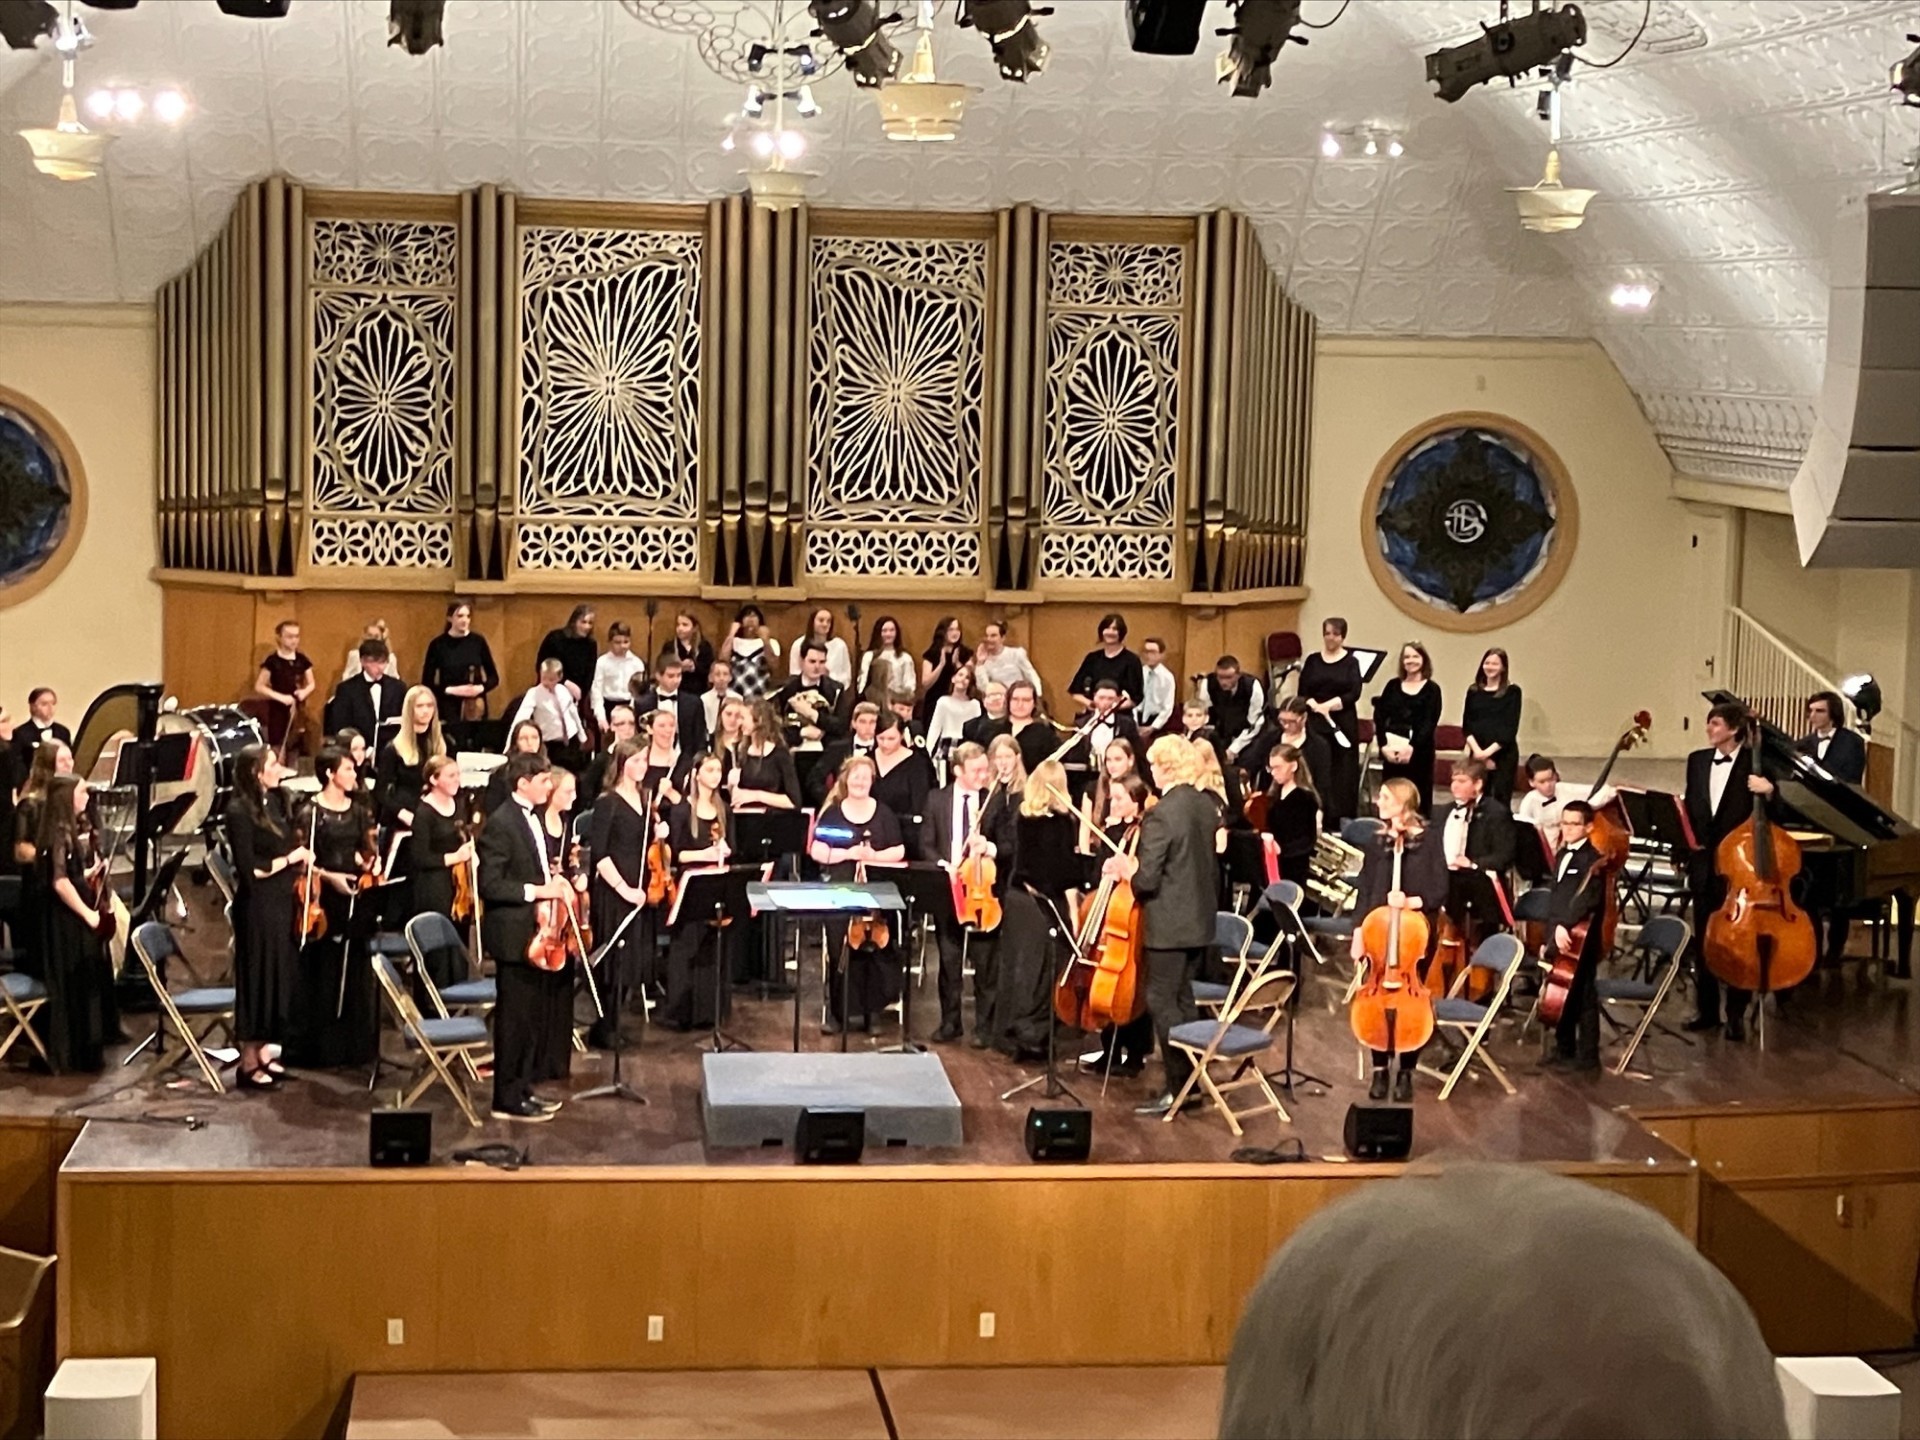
[1542,801,1609,1073]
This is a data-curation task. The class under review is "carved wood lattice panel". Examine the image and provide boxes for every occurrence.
[805,236,987,579]
[307,218,459,568]
[1040,241,1184,582]
[518,225,703,574]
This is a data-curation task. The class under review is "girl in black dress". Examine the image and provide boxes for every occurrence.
[376,685,446,833]
[1348,778,1449,1103]
[288,747,378,1069]
[1081,772,1156,1076]
[486,722,547,815]
[638,707,691,811]
[997,758,1080,1059]
[1262,744,1321,886]
[1298,617,1363,831]
[586,738,653,1049]
[33,774,118,1072]
[409,755,476,993]
[808,755,907,1035]
[729,701,801,811]
[420,597,500,750]
[917,616,972,726]
[871,713,932,848]
[225,744,312,1090]
[666,610,715,698]
[1081,738,1141,853]
[663,754,734,1030]
[10,739,73,989]
[1463,647,1524,806]
[1373,641,1443,814]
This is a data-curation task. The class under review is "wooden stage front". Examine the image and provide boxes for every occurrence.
[7,917,1920,1438]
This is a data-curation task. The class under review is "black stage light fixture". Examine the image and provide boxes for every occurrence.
[1425,4,1586,104]
[0,0,58,50]
[215,0,293,16]
[959,0,1052,83]
[388,0,443,54]
[1895,33,1920,107]
[1127,0,1208,55]
[808,0,901,88]
[1217,0,1307,101]
[79,0,141,9]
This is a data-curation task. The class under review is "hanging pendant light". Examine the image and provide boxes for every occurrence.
[875,1,978,142]
[18,7,113,182]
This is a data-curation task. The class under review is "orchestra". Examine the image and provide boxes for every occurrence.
[7,599,1909,1135]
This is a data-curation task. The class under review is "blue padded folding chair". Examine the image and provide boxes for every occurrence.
[1164,971,1297,1135]
[0,971,51,1069]
[1195,911,1257,1013]
[128,922,237,1093]
[1598,915,1693,1077]
[370,954,487,1127]
[1423,933,1527,1100]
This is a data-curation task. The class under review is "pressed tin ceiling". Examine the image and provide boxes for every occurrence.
[0,0,1915,492]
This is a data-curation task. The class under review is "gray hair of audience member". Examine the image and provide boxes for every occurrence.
[1219,1165,1785,1440]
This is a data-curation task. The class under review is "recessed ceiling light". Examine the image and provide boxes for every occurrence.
[1609,282,1656,311]
[1319,131,1341,158]
[86,89,114,120]
[154,90,189,124]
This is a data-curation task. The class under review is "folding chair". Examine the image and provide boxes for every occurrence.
[405,912,500,1081]
[1164,971,1297,1134]
[1598,914,1693,1077]
[1422,933,1526,1100]
[1195,911,1256,1012]
[370,954,487,1128]
[0,972,52,1070]
[128,922,237,1093]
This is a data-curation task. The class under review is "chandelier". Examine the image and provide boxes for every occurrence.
[17,5,112,182]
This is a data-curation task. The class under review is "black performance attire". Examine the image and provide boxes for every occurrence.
[816,800,904,1030]
[1010,720,1058,778]
[630,687,708,757]
[1264,785,1320,886]
[1069,647,1145,710]
[920,781,1017,1041]
[662,801,734,1030]
[1546,838,1608,1066]
[733,745,802,810]
[919,643,973,725]
[407,800,472,993]
[1796,726,1867,785]
[1685,745,1767,1031]
[37,826,118,1072]
[1434,796,1517,933]
[666,636,715,696]
[997,808,1080,1057]
[421,630,500,750]
[1086,820,1156,1074]
[325,672,409,756]
[1132,783,1221,1099]
[537,629,598,708]
[586,789,654,1008]
[1373,679,1443,814]
[1462,684,1524,806]
[226,795,300,1049]
[287,799,376,1069]
[774,674,848,747]
[1352,822,1448,1074]
[478,798,570,1112]
[9,718,71,768]
[872,750,933,847]
[1298,651,1363,830]
[962,712,1011,751]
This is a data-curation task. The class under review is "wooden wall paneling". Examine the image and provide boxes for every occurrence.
[0,1122,78,1256]
[1699,1178,1858,1355]
[1849,1180,1920,1347]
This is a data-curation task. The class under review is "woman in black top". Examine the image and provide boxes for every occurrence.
[376,686,446,832]
[871,713,932,851]
[663,754,734,1030]
[665,610,715,697]
[408,756,477,994]
[729,700,802,810]
[1462,647,1523,806]
[1005,681,1057,778]
[1068,613,1145,711]
[537,604,599,708]
[996,759,1081,1059]
[33,774,118,1072]
[1373,641,1443,814]
[1262,744,1321,886]
[1298,617,1363,831]
[287,747,377,1069]
[9,738,72,986]
[1081,773,1156,1076]
[808,755,906,1035]
[1348,778,1449,1102]
[638,707,692,811]
[586,738,654,1048]
[532,770,581,1082]
[918,616,972,726]
[420,598,498,749]
[225,744,312,1089]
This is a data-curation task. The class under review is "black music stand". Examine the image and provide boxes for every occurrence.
[736,809,810,997]
[999,886,1082,1106]
[577,903,648,1106]
[1224,830,1272,909]
[884,863,955,1054]
[674,865,759,1054]
[747,879,906,1053]
[1255,886,1332,1099]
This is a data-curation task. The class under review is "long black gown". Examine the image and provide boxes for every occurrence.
[10,796,46,982]
[998,810,1081,1057]
[873,749,933,849]
[816,800,904,1029]
[37,828,118,1071]
[406,799,471,993]
[532,819,576,1083]
[1298,651,1363,830]
[287,799,377,1069]
[587,789,653,996]
[662,801,734,1030]
[1373,678,1443,815]
[1463,684,1525,805]
[226,795,300,1046]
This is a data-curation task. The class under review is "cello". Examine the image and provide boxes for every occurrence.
[1348,823,1436,1062]
[1053,789,1146,1034]
[1702,715,1817,1002]
[1539,711,1650,1026]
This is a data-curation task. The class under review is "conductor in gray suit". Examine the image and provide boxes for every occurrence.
[1107,733,1224,1117]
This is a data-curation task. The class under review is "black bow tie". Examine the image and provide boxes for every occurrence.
[1713,754,1734,766]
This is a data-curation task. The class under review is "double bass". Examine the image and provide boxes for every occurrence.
[1702,716,1817,999]
[1348,825,1435,1061]
[1054,795,1146,1034]
[1539,711,1650,1026]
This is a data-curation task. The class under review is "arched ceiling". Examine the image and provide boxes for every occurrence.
[1,0,1914,493]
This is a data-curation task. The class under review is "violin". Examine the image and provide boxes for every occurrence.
[294,806,327,944]
[645,786,675,908]
[1242,789,1269,831]
[1348,824,1436,1059]
[1056,800,1145,1033]
[460,664,487,723]
[450,816,476,924]
[951,779,1004,932]
[1702,715,1817,996]
[527,814,587,972]
[1540,711,1649,1026]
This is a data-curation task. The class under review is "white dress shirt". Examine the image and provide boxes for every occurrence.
[790,634,853,689]
[1708,746,1739,816]
[512,796,552,903]
[1138,662,1176,730]
[950,786,991,865]
[1555,838,1590,883]
[591,651,648,726]
[510,683,585,745]
[701,688,722,738]
[1444,803,1473,867]
[1222,677,1266,759]
[928,696,982,753]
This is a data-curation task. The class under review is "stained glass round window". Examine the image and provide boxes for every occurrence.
[1362,413,1578,633]
[0,390,84,607]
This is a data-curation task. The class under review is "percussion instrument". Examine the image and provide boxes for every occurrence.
[155,706,264,834]
[281,774,322,796]
[457,752,507,790]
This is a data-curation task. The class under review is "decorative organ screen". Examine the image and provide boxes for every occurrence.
[805,236,988,580]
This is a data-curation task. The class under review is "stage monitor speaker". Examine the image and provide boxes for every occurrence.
[1126,0,1208,54]
[1343,1103,1412,1161]
[370,1108,432,1167]
[796,1107,865,1165]
[1024,1106,1092,1162]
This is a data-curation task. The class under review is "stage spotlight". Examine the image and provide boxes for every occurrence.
[1895,34,1920,106]
[387,0,444,55]
[958,0,1051,83]
[808,0,902,88]
[1843,674,1883,734]
[1216,0,1307,101]
[213,0,293,16]
[1318,130,1339,157]
[1127,0,1208,55]
[794,83,820,117]
[1425,4,1585,103]
[0,0,58,51]
[742,85,767,117]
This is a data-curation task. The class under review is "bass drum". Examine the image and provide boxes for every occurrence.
[156,706,264,836]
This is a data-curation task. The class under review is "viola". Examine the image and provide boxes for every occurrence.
[527,893,572,971]
[847,845,892,951]
[1348,825,1436,1059]
[645,828,674,908]
[450,816,476,924]
[1703,716,1816,996]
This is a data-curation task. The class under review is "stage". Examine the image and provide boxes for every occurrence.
[8,896,1920,1439]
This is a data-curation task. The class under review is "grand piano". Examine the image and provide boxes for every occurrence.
[1707,689,1919,978]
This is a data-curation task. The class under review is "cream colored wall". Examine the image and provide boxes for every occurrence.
[1307,338,1705,760]
[0,304,161,723]
[1739,511,1840,673]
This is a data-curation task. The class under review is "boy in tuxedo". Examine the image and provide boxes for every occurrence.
[1543,801,1608,1071]
[1683,702,1776,1042]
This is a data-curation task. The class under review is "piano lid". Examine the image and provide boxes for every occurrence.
[1704,689,1914,842]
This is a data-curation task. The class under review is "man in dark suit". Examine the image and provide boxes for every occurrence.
[1433,758,1517,932]
[1795,691,1867,785]
[478,753,576,1121]
[1684,701,1776,1042]
[1542,800,1609,1071]
[772,641,848,750]
[1073,679,1143,771]
[629,655,706,756]
[324,639,409,752]
[919,742,1016,1046]
[811,701,881,809]
[1114,735,1224,1116]
[9,686,71,766]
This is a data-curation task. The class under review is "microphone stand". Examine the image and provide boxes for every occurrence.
[577,904,647,1105]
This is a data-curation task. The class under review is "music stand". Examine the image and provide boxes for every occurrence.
[735,809,810,998]
[999,887,1082,1106]
[673,865,760,1053]
[1349,647,1389,685]
[747,879,906,1053]
[884,863,956,1054]
[577,904,648,1105]
[1224,830,1272,907]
